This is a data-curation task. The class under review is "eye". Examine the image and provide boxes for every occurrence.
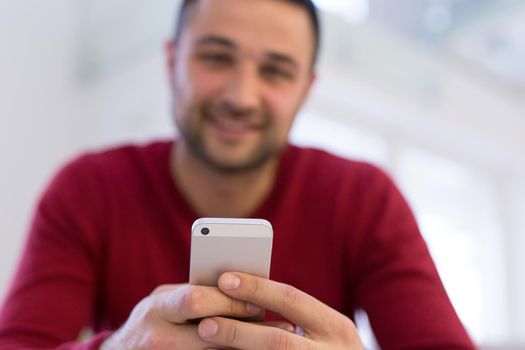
[197,52,233,67]
[261,65,294,81]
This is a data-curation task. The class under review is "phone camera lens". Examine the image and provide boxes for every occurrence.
[201,227,210,235]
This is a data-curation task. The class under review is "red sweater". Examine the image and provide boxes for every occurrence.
[0,141,475,349]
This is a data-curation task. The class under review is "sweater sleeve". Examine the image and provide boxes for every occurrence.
[0,156,112,349]
[348,165,476,350]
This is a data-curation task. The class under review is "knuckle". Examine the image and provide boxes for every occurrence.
[228,296,237,315]
[281,285,300,309]
[267,330,291,350]
[224,322,239,345]
[151,283,180,295]
[332,314,357,338]
[142,305,158,323]
[181,286,205,314]
[134,296,157,322]
[246,278,261,298]
[151,284,169,295]
[138,332,167,350]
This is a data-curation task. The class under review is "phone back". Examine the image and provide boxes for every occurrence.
[189,218,273,286]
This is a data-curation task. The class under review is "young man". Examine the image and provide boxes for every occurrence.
[0,0,476,349]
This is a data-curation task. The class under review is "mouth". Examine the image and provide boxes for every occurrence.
[204,110,265,141]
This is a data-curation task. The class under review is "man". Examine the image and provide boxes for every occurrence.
[0,0,476,349]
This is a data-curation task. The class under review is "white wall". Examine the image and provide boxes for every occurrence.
[0,0,79,296]
[0,0,172,298]
[505,177,525,343]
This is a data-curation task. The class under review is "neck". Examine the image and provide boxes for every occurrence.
[171,141,280,217]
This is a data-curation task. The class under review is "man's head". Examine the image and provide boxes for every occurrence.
[167,0,319,173]
[175,0,321,66]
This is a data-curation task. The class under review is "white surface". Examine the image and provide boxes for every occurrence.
[192,218,272,235]
[0,0,79,299]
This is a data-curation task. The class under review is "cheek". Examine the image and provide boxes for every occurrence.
[178,63,228,103]
[266,87,303,127]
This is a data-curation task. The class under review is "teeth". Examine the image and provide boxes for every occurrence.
[214,117,253,132]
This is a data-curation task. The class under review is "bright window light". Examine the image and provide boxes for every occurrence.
[313,0,370,23]
[290,111,388,167]
[395,148,508,344]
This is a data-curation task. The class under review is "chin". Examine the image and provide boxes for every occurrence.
[205,151,276,174]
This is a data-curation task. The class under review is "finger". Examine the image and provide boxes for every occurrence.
[217,272,346,335]
[155,284,263,324]
[259,321,294,333]
[198,317,313,350]
[151,323,231,350]
[150,283,184,295]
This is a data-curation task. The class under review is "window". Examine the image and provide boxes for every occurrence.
[290,111,388,167]
[291,112,509,346]
[395,148,508,343]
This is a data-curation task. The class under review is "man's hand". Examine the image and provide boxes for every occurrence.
[197,272,364,350]
[100,283,282,349]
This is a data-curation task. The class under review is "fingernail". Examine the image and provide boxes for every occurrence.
[220,273,240,290]
[294,325,305,336]
[246,303,261,314]
[199,318,219,339]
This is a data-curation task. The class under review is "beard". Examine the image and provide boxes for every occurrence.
[174,100,286,174]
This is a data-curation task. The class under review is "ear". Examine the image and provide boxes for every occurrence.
[165,39,176,89]
[298,69,317,106]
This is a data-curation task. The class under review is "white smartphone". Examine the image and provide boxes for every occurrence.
[189,218,273,286]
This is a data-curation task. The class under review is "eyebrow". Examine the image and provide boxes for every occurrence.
[194,34,300,71]
[265,52,299,72]
[194,35,237,49]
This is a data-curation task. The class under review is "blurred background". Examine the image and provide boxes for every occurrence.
[0,0,524,348]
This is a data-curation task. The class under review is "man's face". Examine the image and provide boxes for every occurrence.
[168,0,316,173]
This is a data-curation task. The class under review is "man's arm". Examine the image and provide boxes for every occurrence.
[0,156,289,350]
[0,157,112,349]
[350,165,476,349]
[203,165,476,350]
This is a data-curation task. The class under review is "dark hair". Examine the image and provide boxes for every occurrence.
[174,0,321,66]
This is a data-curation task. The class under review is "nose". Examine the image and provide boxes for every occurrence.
[222,64,260,115]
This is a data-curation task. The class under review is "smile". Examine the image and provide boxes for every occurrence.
[205,111,265,141]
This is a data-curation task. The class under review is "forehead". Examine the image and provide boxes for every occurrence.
[181,0,314,67]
